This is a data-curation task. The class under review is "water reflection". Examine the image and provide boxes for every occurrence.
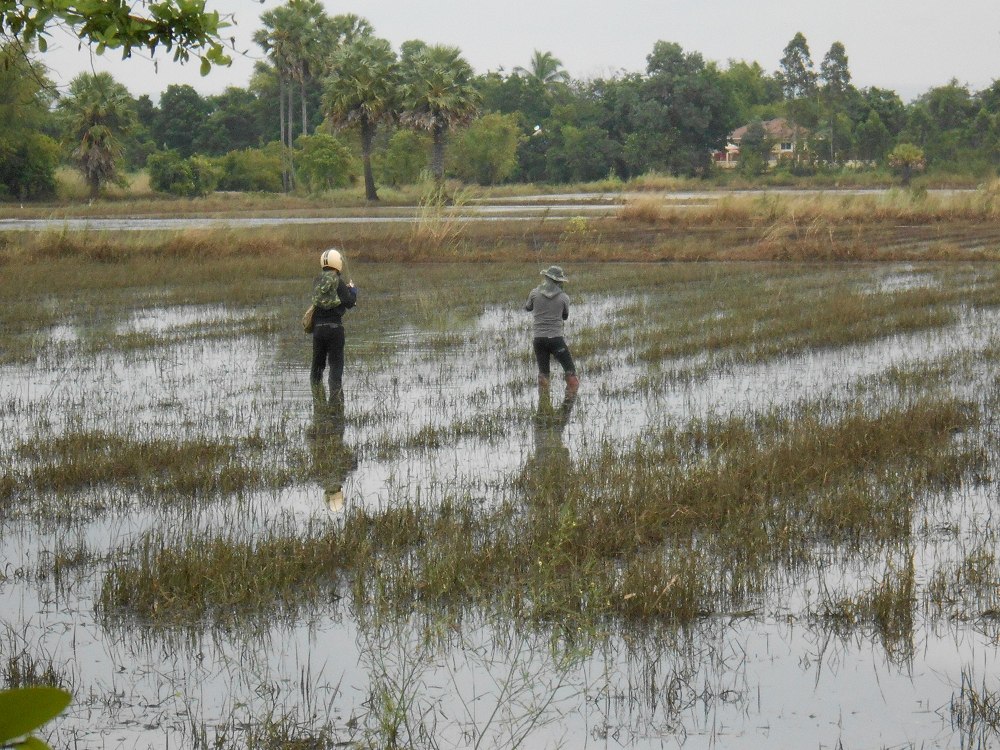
[308,383,356,513]
[528,386,577,485]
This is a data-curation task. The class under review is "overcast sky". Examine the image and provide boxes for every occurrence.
[41,0,1000,103]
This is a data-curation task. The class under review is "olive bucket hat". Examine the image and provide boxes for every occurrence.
[541,265,568,283]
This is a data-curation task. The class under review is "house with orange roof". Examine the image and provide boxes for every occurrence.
[714,117,804,169]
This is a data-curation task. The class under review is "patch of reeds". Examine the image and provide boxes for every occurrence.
[951,670,1000,748]
[1,628,70,691]
[99,394,981,630]
[9,429,287,503]
[617,197,669,224]
[814,554,916,660]
[97,520,354,625]
[927,545,1000,617]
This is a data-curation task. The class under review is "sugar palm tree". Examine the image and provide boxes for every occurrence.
[398,44,480,185]
[255,0,329,139]
[59,72,136,200]
[324,36,398,201]
[254,0,330,191]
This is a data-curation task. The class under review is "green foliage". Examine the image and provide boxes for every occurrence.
[146,149,218,196]
[819,41,851,103]
[856,111,892,162]
[447,112,522,184]
[214,146,284,192]
[152,84,211,157]
[476,71,552,131]
[737,120,772,176]
[778,32,817,100]
[0,44,59,200]
[719,60,783,125]
[0,0,231,70]
[0,134,59,201]
[0,687,71,750]
[631,41,737,175]
[547,124,617,183]
[376,130,429,186]
[512,49,570,89]
[294,133,357,191]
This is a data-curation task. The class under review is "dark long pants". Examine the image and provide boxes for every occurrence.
[311,324,345,389]
[533,336,576,377]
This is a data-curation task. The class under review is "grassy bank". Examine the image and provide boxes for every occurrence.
[2,185,999,270]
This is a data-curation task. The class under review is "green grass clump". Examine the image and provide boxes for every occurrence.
[9,430,285,501]
[99,394,982,630]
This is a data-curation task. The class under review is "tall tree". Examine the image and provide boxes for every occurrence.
[152,84,210,156]
[514,50,571,90]
[324,36,398,200]
[854,111,891,162]
[778,32,818,162]
[719,60,783,124]
[399,43,480,185]
[819,42,852,161]
[819,42,851,102]
[778,32,817,102]
[197,87,269,155]
[327,13,374,46]
[633,41,737,175]
[860,87,907,136]
[58,72,136,199]
[254,2,309,189]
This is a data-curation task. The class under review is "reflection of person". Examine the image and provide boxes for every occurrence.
[523,388,577,507]
[310,248,358,392]
[524,265,579,392]
[308,383,356,512]
[532,387,577,471]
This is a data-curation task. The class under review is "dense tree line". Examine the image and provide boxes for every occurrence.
[3,5,1000,202]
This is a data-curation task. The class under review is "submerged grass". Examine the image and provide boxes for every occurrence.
[5,429,286,504]
[98,392,982,630]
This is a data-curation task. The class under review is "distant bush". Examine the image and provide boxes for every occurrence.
[214,145,283,192]
[147,150,219,197]
[377,130,430,187]
[294,133,357,192]
[447,113,522,185]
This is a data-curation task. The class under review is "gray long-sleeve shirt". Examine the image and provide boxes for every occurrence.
[525,281,570,338]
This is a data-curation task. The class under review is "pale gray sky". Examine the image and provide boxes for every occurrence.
[42,0,1000,102]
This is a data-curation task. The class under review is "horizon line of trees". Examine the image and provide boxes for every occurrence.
[4,4,1000,202]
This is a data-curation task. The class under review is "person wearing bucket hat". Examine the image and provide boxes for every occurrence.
[525,265,579,392]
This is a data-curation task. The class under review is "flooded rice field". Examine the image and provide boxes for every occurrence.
[5,260,1000,748]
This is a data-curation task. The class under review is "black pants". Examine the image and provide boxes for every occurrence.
[533,336,576,377]
[311,324,345,388]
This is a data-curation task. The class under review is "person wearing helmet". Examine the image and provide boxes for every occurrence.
[525,265,579,392]
[311,248,358,391]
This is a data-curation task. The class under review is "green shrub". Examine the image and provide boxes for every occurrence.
[146,150,217,197]
[214,145,284,192]
[294,133,357,192]
[377,130,430,187]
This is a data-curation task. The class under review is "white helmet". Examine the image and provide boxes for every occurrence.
[320,248,343,271]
